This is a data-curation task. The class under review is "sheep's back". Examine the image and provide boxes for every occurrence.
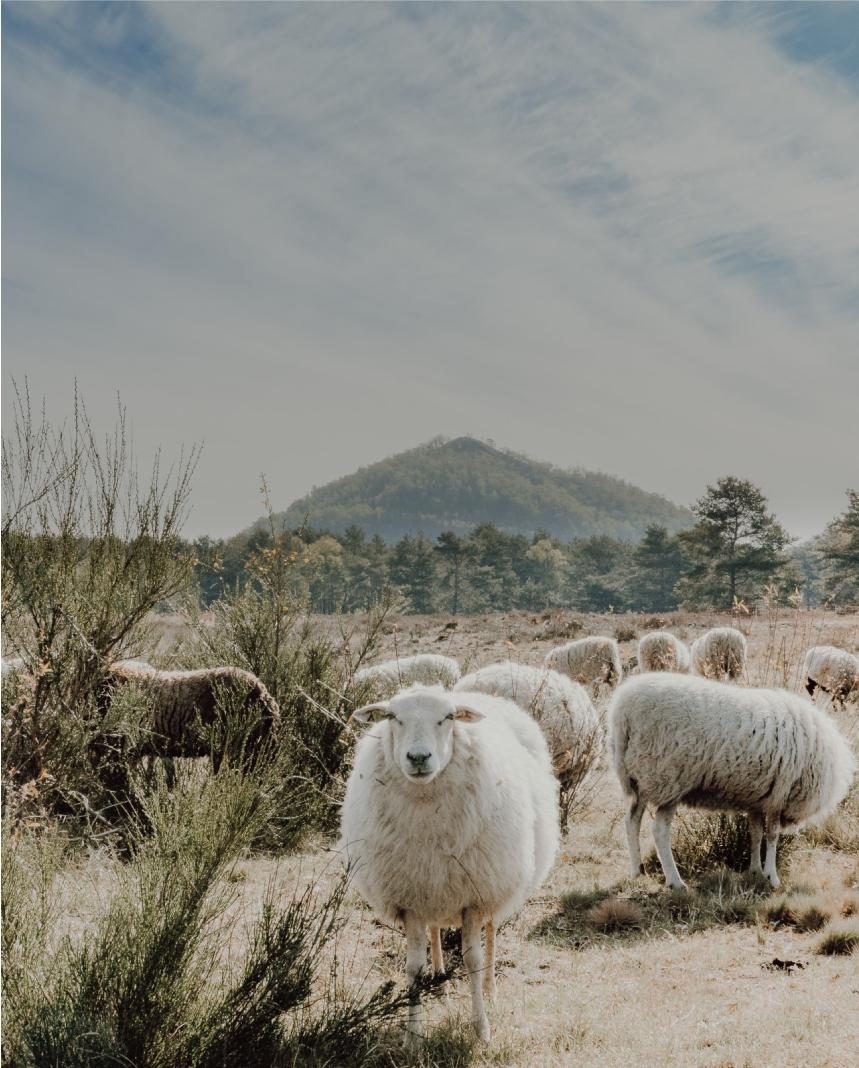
[610,675,853,823]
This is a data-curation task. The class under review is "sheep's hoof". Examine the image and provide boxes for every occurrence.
[667,879,687,892]
[767,872,781,890]
[473,1016,491,1043]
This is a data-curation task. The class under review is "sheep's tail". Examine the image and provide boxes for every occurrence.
[607,695,634,799]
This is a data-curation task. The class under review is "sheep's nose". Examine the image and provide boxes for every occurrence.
[407,750,431,767]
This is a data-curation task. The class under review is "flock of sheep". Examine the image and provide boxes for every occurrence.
[342,632,858,1043]
[3,628,858,1045]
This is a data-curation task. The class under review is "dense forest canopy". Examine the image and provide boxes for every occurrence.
[193,483,859,615]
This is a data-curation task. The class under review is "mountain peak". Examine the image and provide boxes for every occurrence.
[262,438,692,542]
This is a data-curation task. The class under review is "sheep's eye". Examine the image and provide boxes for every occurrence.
[441,713,455,723]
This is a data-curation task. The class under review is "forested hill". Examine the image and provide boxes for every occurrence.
[261,437,692,543]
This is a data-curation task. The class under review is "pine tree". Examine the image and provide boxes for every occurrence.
[389,535,437,613]
[435,531,468,614]
[628,524,684,611]
[818,490,859,604]
[678,477,789,608]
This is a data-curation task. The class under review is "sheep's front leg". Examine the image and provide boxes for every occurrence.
[748,811,764,878]
[403,912,427,1043]
[626,795,646,877]
[483,919,497,1000]
[763,816,781,889]
[429,926,448,997]
[462,907,490,1042]
[653,803,685,889]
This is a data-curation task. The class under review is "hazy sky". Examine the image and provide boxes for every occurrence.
[3,2,858,540]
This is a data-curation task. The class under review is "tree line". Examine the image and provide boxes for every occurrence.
[190,478,859,615]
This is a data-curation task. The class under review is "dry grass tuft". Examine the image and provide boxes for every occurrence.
[801,781,859,855]
[839,891,859,917]
[814,919,859,957]
[586,898,643,932]
[763,893,834,932]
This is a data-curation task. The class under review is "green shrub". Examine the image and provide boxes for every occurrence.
[178,529,393,849]
[1,767,416,1068]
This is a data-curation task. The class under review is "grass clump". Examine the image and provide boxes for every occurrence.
[586,897,643,932]
[814,919,859,957]
[763,893,834,932]
[541,869,766,948]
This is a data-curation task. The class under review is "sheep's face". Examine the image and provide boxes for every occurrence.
[353,686,484,784]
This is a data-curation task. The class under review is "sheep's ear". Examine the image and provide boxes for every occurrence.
[351,702,392,723]
[453,702,486,723]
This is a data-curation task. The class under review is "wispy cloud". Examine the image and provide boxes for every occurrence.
[3,2,857,537]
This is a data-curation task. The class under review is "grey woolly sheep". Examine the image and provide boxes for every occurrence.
[354,653,460,699]
[455,662,601,822]
[100,662,280,773]
[803,645,859,709]
[691,627,747,680]
[609,674,855,889]
[544,636,622,692]
[638,631,691,674]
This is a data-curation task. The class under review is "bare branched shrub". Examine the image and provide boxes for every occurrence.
[555,717,605,829]
[2,382,198,828]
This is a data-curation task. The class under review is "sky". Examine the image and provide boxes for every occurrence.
[2,1,858,540]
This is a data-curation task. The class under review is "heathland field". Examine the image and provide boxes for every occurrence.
[7,607,856,1068]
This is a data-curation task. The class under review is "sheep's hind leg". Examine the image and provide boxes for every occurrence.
[403,912,427,1044]
[429,926,448,998]
[653,803,685,889]
[763,816,781,889]
[462,907,490,1042]
[748,811,764,878]
[626,794,646,877]
[483,919,497,1000]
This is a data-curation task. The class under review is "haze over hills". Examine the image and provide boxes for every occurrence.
[261,437,693,543]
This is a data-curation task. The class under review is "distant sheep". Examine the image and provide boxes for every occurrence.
[609,674,855,889]
[638,632,691,674]
[341,684,558,1043]
[455,662,601,821]
[691,627,747,680]
[544,637,622,692]
[100,662,280,772]
[354,654,460,698]
[803,646,859,709]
